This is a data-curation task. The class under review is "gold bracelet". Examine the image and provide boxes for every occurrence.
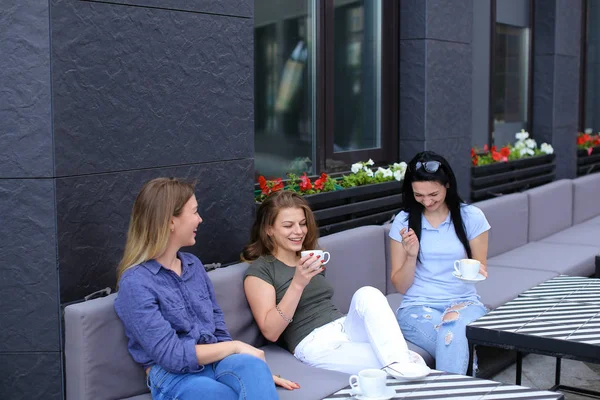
[275,304,293,323]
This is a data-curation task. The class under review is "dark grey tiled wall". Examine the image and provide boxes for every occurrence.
[0,0,53,178]
[533,0,581,179]
[1,0,253,398]
[399,0,474,200]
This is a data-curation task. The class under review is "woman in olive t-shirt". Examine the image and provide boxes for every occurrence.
[242,191,427,375]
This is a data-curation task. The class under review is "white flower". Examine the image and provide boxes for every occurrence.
[393,169,405,181]
[585,128,593,134]
[515,129,529,141]
[514,140,526,149]
[519,147,534,157]
[383,168,393,178]
[525,138,537,149]
[365,168,374,177]
[392,162,407,172]
[351,162,362,174]
[365,159,375,166]
[540,143,554,154]
[375,167,387,177]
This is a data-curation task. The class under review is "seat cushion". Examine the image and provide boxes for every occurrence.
[572,173,600,224]
[210,263,266,348]
[581,214,600,225]
[65,294,149,400]
[386,293,435,368]
[474,192,529,258]
[122,395,152,400]
[384,223,396,294]
[262,345,349,400]
[539,224,600,247]
[477,265,559,309]
[526,180,573,241]
[320,225,387,313]
[487,241,598,277]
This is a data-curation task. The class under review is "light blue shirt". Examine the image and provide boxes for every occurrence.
[389,204,491,309]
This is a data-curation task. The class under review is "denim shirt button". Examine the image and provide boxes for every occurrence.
[182,367,190,373]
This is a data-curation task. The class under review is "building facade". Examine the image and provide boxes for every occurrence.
[0,0,587,398]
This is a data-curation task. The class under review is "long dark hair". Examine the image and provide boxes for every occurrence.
[402,151,472,259]
[241,191,319,262]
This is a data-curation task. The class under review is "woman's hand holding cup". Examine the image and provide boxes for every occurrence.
[400,228,419,257]
[292,252,325,288]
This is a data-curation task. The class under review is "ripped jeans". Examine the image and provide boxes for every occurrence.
[396,301,487,375]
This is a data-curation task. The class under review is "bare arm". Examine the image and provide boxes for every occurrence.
[390,227,420,294]
[194,340,265,365]
[469,231,489,277]
[244,254,322,342]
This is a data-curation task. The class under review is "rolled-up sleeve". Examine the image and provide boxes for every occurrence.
[114,276,200,373]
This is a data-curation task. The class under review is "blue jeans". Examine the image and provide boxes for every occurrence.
[396,301,487,375]
[147,354,278,400]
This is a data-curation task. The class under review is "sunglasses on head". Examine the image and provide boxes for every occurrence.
[414,160,442,173]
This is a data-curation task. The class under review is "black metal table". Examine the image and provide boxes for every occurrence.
[467,275,600,398]
[323,370,564,399]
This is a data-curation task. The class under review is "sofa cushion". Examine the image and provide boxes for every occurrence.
[487,241,598,277]
[572,173,600,224]
[539,223,600,247]
[581,214,600,225]
[384,223,396,294]
[526,180,573,241]
[211,263,266,348]
[474,192,529,258]
[262,345,349,399]
[123,395,152,400]
[320,225,387,313]
[477,265,559,309]
[65,293,148,400]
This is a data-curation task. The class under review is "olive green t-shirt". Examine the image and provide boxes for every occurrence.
[244,256,344,353]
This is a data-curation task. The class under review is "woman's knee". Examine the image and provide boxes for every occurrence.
[354,286,386,303]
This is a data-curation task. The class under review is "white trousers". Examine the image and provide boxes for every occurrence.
[293,286,426,375]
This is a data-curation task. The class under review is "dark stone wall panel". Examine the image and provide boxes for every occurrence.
[81,0,253,18]
[427,136,472,201]
[552,125,577,179]
[553,55,580,129]
[399,40,426,141]
[0,352,62,400]
[51,0,254,176]
[533,0,557,55]
[57,159,255,303]
[398,139,425,164]
[555,0,582,57]
[426,41,472,140]
[0,179,59,352]
[0,1,53,178]
[400,0,472,44]
[532,54,555,139]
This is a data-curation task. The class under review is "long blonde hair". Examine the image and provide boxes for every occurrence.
[241,190,319,262]
[117,177,195,283]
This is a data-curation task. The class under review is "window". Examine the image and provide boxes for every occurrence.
[582,0,600,133]
[254,0,398,179]
[472,0,532,148]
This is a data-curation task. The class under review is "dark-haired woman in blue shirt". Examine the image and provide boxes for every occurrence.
[114,178,296,399]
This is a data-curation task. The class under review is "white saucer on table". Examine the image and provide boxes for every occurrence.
[452,271,486,283]
[351,386,396,400]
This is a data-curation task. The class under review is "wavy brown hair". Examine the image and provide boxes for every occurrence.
[117,177,195,283]
[241,190,319,262]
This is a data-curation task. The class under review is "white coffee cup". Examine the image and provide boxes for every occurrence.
[454,259,481,279]
[349,368,387,397]
[300,250,331,267]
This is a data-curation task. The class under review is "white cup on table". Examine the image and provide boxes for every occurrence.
[349,368,387,397]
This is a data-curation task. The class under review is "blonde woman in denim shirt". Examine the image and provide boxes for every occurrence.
[390,151,491,375]
[114,178,297,400]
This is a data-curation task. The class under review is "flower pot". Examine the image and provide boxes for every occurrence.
[577,147,600,176]
[471,154,556,201]
[255,180,403,237]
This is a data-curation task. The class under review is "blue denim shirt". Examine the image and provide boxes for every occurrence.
[114,252,232,373]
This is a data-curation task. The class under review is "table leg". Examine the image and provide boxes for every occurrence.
[555,357,561,387]
[595,254,600,278]
[515,351,523,385]
[466,343,475,377]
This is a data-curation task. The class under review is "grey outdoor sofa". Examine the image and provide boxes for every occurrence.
[64,174,600,400]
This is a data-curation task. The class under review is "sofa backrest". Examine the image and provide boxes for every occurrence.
[474,192,529,258]
[318,225,387,313]
[526,179,573,241]
[572,173,600,224]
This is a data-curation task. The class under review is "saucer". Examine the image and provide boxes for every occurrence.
[351,386,396,400]
[384,363,431,381]
[452,271,486,283]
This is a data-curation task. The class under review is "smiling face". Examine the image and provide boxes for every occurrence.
[412,181,447,212]
[267,207,308,258]
[171,195,203,247]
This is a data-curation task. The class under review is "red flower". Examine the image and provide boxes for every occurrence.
[472,155,479,166]
[483,144,488,152]
[271,178,284,192]
[578,133,592,145]
[491,151,502,161]
[594,138,600,146]
[491,145,497,153]
[471,148,475,158]
[500,146,511,158]
[299,173,312,191]
[314,173,328,190]
[258,176,269,194]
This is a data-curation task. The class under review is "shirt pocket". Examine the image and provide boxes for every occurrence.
[159,304,191,334]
